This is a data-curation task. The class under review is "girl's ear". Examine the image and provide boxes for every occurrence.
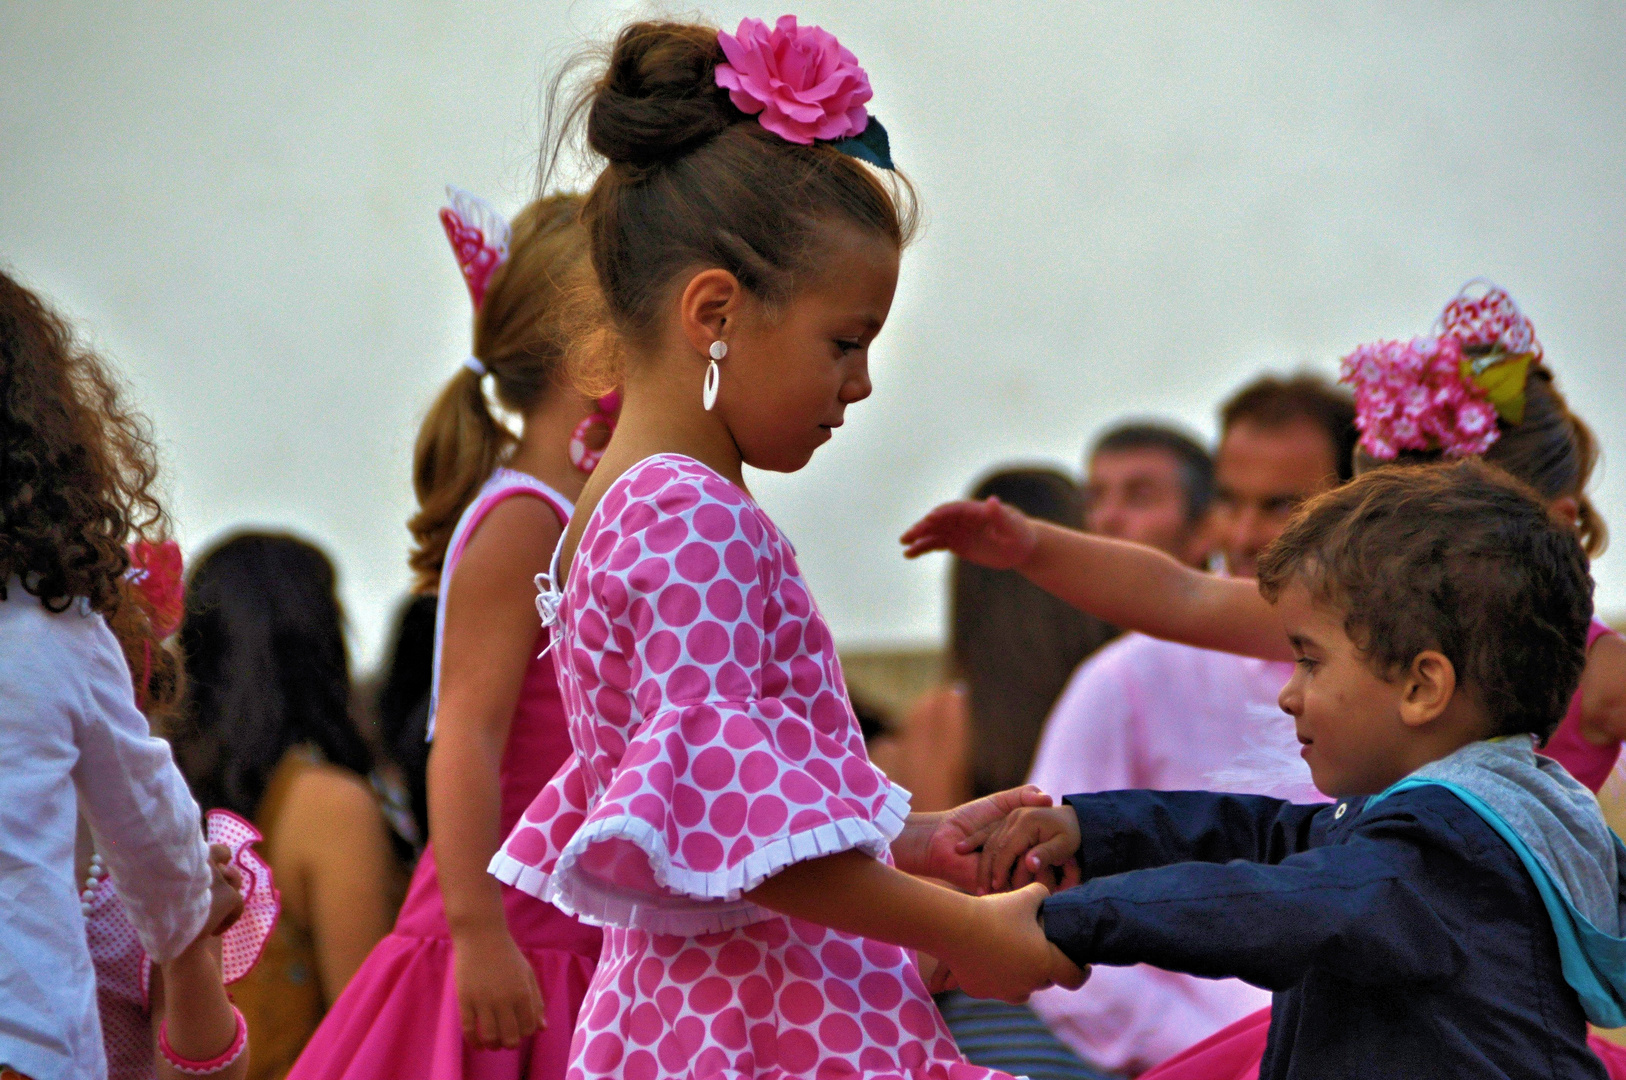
[1398,650,1457,729]
[679,268,743,358]
[1549,494,1580,531]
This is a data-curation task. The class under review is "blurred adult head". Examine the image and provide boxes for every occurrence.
[172,532,372,819]
[1085,421,1215,568]
[1215,373,1356,577]
[953,467,1118,796]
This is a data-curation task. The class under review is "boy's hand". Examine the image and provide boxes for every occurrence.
[959,805,1083,894]
[900,497,1039,569]
[933,883,1089,1003]
[204,843,245,937]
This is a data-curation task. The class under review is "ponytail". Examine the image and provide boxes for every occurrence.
[406,366,513,592]
[406,193,590,593]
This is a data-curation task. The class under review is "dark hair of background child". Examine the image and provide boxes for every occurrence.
[952,467,1119,796]
[171,532,374,818]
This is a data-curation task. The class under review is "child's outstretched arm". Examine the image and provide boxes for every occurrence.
[901,497,1291,662]
[744,850,1087,1004]
[1035,792,1464,991]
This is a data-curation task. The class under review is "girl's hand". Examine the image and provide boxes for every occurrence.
[454,924,545,1050]
[932,883,1088,1003]
[900,497,1039,568]
[896,786,1056,893]
[958,805,1083,894]
[203,844,245,938]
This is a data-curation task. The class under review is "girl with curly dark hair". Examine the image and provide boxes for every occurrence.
[0,270,244,1080]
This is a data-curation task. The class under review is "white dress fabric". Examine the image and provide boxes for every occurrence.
[0,584,211,1080]
[492,455,1008,1080]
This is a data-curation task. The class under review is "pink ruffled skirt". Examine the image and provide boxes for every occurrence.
[288,842,602,1080]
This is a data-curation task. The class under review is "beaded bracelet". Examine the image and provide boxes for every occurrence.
[157,1005,247,1076]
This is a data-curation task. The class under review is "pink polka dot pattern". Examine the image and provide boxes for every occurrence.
[492,455,1009,1080]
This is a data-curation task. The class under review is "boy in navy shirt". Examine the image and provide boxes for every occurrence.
[963,460,1626,1079]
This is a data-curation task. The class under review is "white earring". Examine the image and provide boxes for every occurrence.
[704,341,726,411]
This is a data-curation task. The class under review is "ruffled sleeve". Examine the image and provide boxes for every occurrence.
[491,458,910,935]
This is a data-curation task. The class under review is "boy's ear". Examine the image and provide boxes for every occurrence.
[1398,650,1456,729]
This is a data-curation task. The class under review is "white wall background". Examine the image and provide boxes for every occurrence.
[4,2,1623,669]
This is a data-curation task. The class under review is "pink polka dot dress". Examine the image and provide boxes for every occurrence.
[491,454,1010,1080]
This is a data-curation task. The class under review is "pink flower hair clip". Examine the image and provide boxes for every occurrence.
[1339,281,1542,461]
[1341,336,1499,460]
[715,15,894,169]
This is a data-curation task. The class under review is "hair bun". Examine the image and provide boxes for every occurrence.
[588,22,736,169]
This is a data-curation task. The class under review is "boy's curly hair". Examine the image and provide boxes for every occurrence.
[1257,459,1593,741]
[0,270,181,717]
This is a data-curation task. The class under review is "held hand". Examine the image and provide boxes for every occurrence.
[454,924,546,1050]
[900,497,1039,569]
[935,884,1089,1004]
[204,843,245,937]
[959,805,1083,894]
[901,785,1055,893]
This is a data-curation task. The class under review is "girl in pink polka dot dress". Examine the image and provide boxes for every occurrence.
[489,15,1084,1080]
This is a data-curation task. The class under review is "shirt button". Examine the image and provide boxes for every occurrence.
[1334,803,1348,819]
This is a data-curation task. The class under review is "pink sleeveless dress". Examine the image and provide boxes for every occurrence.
[490,454,1013,1080]
[1141,618,1626,1080]
[290,468,602,1080]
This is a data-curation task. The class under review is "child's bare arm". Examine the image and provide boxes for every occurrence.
[744,850,1086,1003]
[901,497,1291,661]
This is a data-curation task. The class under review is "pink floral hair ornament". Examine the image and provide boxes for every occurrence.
[439,185,511,312]
[715,16,894,169]
[1339,281,1542,461]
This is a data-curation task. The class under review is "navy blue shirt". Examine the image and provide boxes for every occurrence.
[1039,788,1606,1079]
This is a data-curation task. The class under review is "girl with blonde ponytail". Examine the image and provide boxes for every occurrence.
[290,190,613,1079]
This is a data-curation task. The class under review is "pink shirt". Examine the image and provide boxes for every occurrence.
[1026,633,1305,1075]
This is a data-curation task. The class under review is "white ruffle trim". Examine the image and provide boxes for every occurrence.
[490,779,914,937]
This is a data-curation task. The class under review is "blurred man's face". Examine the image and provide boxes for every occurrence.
[1213,419,1340,578]
[1085,447,1212,568]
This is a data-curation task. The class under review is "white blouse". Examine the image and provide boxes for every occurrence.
[0,584,211,1080]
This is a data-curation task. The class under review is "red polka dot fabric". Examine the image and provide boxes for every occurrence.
[491,455,1012,1080]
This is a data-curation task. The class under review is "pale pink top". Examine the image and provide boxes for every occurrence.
[1026,633,1302,1075]
[492,454,1011,1080]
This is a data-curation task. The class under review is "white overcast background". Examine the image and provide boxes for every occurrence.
[4,2,1623,669]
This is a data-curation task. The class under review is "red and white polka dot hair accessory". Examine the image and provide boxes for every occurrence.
[1437,279,1542,363]
[439,185,511,314]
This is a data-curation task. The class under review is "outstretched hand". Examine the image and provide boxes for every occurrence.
[900,497,1039,568]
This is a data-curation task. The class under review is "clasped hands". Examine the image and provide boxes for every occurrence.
[894,786,1088,1004]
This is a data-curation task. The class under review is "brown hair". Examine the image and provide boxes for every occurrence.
[1354,368,1607,557]
[1221,373,1358,483]
[0,270,182,718]
[952,467,1118,796]
[407,193,588,592]
[1258,460,1593,741]
[552,20,916,392]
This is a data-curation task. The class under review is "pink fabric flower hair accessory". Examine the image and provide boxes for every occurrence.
[715,16,894,168]
[1341,335,1500,460]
